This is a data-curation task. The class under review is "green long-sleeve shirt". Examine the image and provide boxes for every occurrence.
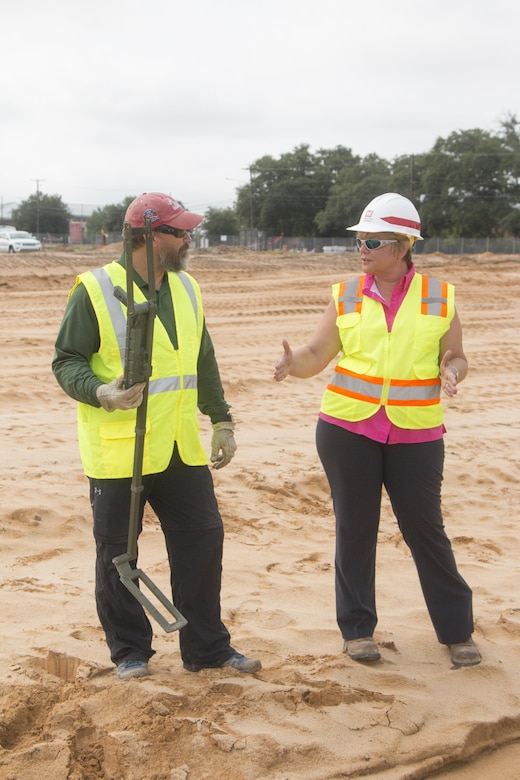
[52,257,232,424]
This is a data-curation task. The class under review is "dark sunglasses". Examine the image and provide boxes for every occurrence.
[154,225,190,239]
[356,238,398,251]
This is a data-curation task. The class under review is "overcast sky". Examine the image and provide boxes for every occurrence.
[2,0,517,218]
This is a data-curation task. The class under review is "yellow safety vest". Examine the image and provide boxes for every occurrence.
[75,261,207,478]
[320,273,454,429]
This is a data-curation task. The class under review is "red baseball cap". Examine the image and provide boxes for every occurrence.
[124,192,203,230]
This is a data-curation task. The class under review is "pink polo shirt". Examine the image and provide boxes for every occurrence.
[319,264,445,444]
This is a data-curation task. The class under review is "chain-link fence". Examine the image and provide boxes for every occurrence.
[27,232,520,254]
[415,237,520,254]
[202,234,520,254]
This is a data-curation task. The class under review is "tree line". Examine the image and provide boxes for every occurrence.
[5,115,520,239]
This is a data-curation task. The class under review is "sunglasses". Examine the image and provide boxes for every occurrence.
[356,238,398,251]
[154,225,190,239]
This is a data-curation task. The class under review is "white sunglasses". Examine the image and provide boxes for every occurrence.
[356,238,398,251]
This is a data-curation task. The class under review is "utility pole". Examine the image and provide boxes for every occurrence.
[242,166,255,232]
[248,166,254,232]
[32,178,45,235]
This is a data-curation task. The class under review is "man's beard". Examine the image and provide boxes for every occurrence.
[158,244,190,272]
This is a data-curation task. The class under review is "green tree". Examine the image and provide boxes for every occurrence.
[415,128,515,237]
[11,193,72,234]
[86,196,136,234]
[237,145,355,236]
[315,153,392,235]
[203,207,239,237]
[390,153,429,201]
[496,113,520,235]
[232,117,520,239]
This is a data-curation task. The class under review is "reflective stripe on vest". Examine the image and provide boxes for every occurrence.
[90,267,199,392]
[421,276,448,317]
[338,275,448,319]
[328,366,384,403]
[387,377,441,406]
[337,276,364,315]
[90,267,127,363]
[178,272,199,330]
[328,370,440,407]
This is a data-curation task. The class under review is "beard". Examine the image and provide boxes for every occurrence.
[158,243,190,272]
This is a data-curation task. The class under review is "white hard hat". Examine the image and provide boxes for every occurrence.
[347,192,423,239]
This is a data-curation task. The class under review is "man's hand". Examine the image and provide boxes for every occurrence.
[96,376,146,412]
[211,421,237,469]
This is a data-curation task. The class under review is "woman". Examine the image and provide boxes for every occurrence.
[274,193,480,667]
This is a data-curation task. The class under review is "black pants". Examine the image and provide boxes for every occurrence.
[316,419,474,645]
[90,446,233,667]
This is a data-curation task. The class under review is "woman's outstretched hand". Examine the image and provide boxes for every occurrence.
[273,338,293,382]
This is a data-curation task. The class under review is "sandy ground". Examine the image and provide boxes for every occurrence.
[1,244,519,780]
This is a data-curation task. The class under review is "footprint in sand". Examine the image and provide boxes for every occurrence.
[69,626,104,642]
[229,600,293,629]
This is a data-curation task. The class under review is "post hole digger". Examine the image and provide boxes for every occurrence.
[111,219,187,633]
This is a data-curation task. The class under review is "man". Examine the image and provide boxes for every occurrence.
[52,192,261,680]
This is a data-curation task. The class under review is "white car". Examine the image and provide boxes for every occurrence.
[0,229,41,252]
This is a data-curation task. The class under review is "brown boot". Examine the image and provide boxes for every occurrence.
[344,637,381,661]
[448,638,481,667]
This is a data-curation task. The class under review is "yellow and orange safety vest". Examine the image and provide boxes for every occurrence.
[320,273,454,429]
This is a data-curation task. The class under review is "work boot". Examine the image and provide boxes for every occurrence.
[344,637,381,661]
[448,638,481,667]
[183,652,262,674]
[117,659,151,680]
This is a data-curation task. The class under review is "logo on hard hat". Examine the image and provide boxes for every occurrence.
[143,208,160,223]
[365,210,374,219]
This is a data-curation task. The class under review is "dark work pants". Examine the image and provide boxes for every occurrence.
[90,446,233,667]
[316,419,474,645]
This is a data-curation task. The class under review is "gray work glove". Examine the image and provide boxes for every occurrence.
[211,421,237,469]
[96,376,146,412]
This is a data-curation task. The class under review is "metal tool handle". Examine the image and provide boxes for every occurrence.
[112,218,187,633]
